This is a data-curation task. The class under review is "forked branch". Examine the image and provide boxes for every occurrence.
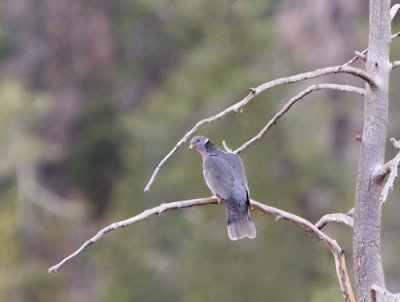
[48,197,355,302]
[144,66,371,191]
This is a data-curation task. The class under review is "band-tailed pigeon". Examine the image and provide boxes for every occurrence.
[189,135,256,240]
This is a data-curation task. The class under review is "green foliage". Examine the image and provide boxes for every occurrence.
[67,99,124,218]
[0,28,16,57]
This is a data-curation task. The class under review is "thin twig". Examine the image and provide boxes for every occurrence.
[378,138,400,203]
[346,4,400,67]
[346,30,400,66]
[144,67,372,191]
[345,48,369,66]
[393,31,400,39]
[222,140,233,152]
[234,84,364,154]
[355,51,367,62]
[392,61,400,69]
[315,210,354,230]
[48,197,355,302]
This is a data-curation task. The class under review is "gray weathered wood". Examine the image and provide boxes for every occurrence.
[353,0,391,301]
[371,285,400,302]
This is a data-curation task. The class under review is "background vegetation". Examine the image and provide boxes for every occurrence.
[1,0,400,301]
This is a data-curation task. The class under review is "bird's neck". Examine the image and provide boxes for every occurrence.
[205,141,217,152]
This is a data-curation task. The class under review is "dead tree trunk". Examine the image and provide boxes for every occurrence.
[353,0,391,301]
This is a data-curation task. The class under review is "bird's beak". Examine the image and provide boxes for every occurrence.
[188,144,194,150]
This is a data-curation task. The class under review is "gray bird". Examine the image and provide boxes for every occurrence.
[189,135,256,240]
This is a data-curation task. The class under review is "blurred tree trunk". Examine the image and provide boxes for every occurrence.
[353,0,391,301]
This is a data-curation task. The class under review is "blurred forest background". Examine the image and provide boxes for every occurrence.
[1,0,400,301]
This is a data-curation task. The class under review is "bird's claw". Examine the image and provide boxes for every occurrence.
[211,195,222,204]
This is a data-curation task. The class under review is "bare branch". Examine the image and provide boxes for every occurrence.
[346,48,369,65]
[345,5,399,67]
[251,200,355,302]
[393,31,400,39]
[355,51,368,62]
[234,84,364,154]
[48,198,220,273]
[222,140,233,152]
[392,61,400,69]
[48,197,355,302]
[390,4,400,21]
[371,285,400,302]
[346,31,400,66]
[249,65,374,93]
[315,210,354,230]
[144,67,372,191]
[377,138,400,203]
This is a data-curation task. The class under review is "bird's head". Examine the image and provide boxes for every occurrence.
[189,135,213,153]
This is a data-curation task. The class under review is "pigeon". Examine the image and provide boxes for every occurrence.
[189,135,256,240]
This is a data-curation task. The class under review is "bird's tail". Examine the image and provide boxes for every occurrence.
[226,208,256,240]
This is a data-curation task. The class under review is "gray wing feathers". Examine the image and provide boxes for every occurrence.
[203,154,234,200]
[226,153,249,194]
[203,150,256,240]
[203,152,249,201]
